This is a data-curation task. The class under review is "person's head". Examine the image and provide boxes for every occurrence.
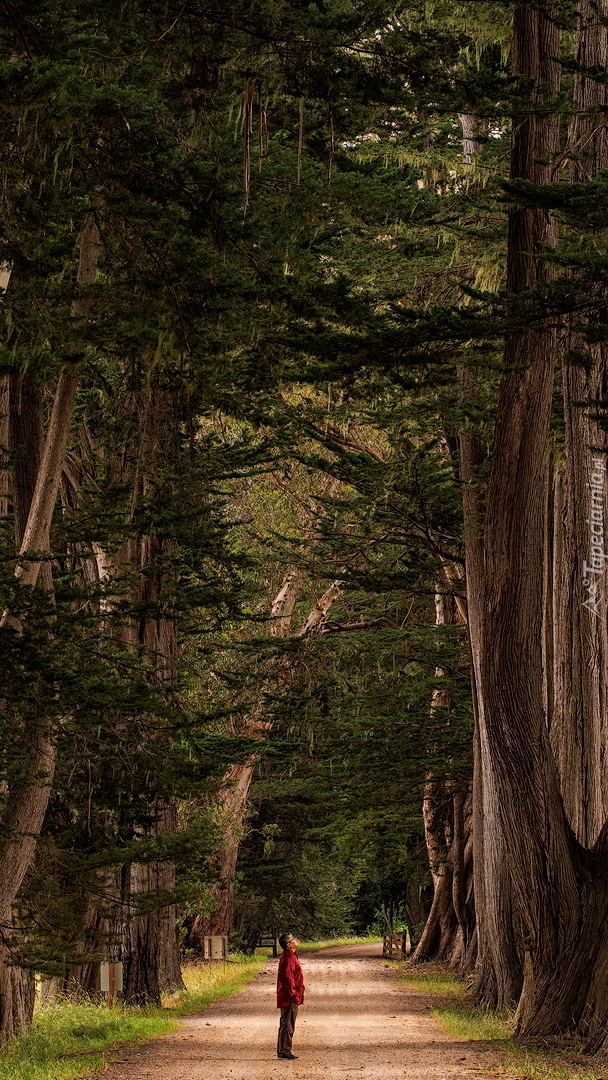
[279,932,298,952]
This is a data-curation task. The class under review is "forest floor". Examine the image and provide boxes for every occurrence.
[91,942,505,1080]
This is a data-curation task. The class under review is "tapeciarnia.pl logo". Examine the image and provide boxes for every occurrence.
[583,457,607,618]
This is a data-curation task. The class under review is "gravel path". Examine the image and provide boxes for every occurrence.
[93,943,503,1080]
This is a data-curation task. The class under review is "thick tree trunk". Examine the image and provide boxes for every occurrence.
[63,898,108,996]
[404,879,432,950]
[118,374,184,997]
[459,386,523,1007]
[122,861,162,1007]
[120,545,183,994]
[462,1,608,1038]
[155,804,185,991]
[549,0,608,848]
[411,863,459,963]
[549,1,608,1047]
[412,788,474,968]
[0,220,101,1039]
[477,4,571,1032]
[0,934,34,1046]
[411,589,473,967]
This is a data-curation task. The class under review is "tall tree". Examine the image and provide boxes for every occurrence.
[549,0,608,849]
[462,0,608,1038]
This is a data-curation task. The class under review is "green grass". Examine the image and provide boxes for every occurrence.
[297,935,382,951]
[400,971,466,997]
[0,954,264,1080]
[164,953,265,1014]
[0,1002,177,1080]
[400,966,608,1080]
[434,1003,512,1041]
[501,1048,608,1080]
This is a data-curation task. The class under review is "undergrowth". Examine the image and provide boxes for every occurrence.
[0,954,264,1080]
[400,965,608,1080]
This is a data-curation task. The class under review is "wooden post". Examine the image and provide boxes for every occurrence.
[108,960,115,1010]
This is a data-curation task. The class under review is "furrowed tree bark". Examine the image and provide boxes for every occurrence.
[467,1,608,1040]
[460,403,522,1008]
[549,0,608,849]
[480,2,572,1031]
[456,77,523,1006]
[120,807,185,1003]
[552,1,608,1047]
[0,918,35,1043]
[412,593,473,968]
[461,1,608,1037]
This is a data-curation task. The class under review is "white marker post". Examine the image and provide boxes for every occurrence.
[100,961,123,1009]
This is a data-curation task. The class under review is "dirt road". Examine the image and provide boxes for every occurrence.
[94,943,502,1080]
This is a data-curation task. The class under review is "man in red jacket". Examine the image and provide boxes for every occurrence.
[276,932,305,1059]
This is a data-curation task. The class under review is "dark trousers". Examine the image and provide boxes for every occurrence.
[277,1004,298,1056]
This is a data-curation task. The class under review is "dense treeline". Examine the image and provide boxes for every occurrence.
[2,0,608,1051]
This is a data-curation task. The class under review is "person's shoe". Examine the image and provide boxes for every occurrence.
[278,1053,299,1059]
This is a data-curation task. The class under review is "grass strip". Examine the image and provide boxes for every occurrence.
[164,953,265,1015]
[0,1003,177,1080]
[0,954,264,1080]
[399,966,608,1080]
[298,935,382,951]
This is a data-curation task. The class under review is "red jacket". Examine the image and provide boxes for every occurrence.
[277,949,305,1007]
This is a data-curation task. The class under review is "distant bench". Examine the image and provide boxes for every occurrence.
[383,934,406,958]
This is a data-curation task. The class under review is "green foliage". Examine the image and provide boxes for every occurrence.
[233,612,471,937]
[0,957,262,1080]
[0,1002,177,1080]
